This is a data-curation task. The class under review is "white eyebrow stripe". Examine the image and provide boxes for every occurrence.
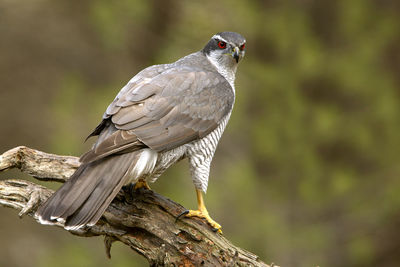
[212,34,228,43]
[212,35,246,46]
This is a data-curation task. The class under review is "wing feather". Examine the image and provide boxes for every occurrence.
[110,70,234,152]
[86,64,234,163]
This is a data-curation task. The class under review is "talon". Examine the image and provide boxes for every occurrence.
[177,189,223,233]
[134,179,151,190]
[183,209,222,233]
[122,184,135,203]
[176,210,189,222]
[128,183,135,194]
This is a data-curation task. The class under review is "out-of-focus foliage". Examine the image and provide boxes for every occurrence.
[1,0,400,266]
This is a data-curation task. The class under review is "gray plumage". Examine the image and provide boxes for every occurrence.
[36,32,246,230]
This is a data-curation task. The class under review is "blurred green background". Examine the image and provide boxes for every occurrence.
[1,0,400,266]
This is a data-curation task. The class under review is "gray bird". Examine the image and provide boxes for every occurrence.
[36,31,246,232]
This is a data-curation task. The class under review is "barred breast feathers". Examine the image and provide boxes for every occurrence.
[186,112,232,192]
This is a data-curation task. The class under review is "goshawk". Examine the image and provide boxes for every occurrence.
[36,31,246,233]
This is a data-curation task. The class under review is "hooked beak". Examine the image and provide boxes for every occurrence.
[232,47,240,63]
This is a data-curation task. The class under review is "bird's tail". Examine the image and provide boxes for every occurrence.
[36,149,157,230]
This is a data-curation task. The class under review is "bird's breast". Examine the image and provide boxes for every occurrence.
[186,112,232,164]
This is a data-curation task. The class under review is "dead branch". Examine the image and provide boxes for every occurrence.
[0,146,270,267]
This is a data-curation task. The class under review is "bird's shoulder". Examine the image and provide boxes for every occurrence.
[84,51,235,160]
[105,52,234,119]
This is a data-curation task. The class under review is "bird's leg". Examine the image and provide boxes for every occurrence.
[134,179,151,190]
[122,179,150,203]
[177,189,222,233]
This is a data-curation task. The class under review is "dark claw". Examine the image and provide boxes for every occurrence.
[122,183,135,195]
[122,183,135,204]
[128,183,135,195]
[212,227,219,232]
[175,210,189,222]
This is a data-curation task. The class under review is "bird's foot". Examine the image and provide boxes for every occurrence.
[134,179,151,190]
[122,180,150,204]
[177,209,222,233]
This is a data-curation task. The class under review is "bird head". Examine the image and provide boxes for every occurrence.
[202,32,246,72]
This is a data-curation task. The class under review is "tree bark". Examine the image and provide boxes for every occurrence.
[0,146,271,267]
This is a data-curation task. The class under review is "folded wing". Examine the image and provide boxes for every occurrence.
[83,68,234,163]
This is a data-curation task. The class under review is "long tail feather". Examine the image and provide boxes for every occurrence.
[36,151,141,229]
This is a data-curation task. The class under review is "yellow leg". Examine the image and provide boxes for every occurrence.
[134,179,151,190]
[184,189,222,233]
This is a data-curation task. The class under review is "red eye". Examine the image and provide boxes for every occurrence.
[240,43,245,50]
[218,41,226,49]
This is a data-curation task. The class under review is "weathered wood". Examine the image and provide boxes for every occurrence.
[0,146,80,181]
[0,146,271,267]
